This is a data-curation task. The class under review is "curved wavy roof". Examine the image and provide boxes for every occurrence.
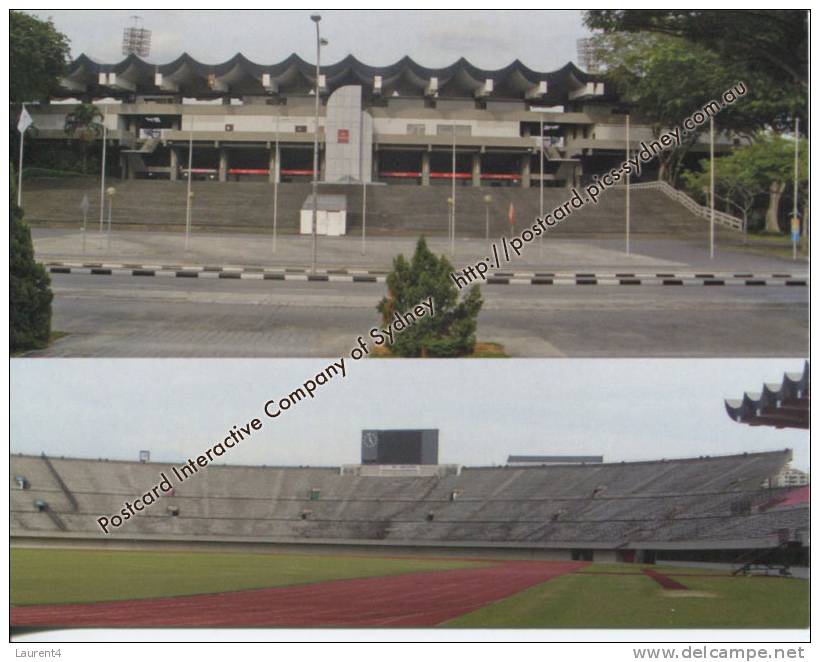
[725,361,809,429]
[60,53,603,102]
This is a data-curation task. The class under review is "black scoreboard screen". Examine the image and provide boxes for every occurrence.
[361,429,439,465]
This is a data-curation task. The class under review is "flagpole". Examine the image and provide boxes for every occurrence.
[539,116,544,259]
[793,116,799,261]
[273,115,279,254]
[626,113,631,255]
[185,131,193,252]
[709,116,715,260]
[451,120,456,257]
[99,111,108,232]
[17,124,25,207]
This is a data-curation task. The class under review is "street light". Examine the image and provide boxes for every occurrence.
[309,14,327,274]
[483,194,492,253]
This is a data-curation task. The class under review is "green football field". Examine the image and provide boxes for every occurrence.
[11,548,808,628]
[10,547,483,606]
[443,568,809,628]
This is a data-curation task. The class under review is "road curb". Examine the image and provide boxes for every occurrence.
[45,262,808,287]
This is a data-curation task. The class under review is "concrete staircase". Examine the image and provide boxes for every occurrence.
[21,177,720,238]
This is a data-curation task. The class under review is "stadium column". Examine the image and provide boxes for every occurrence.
[169,147,179,182]
[218,147,228,182]
[372,150,379,182]
[471,152,481,187]
[520,153,531,188]
[422,150,430,186]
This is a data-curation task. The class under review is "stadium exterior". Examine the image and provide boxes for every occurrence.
[10,450,809,567]
[26,53,731,187]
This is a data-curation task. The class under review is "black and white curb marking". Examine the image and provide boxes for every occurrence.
[45,262,808,287]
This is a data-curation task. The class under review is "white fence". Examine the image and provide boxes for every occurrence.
[629,180,744,232]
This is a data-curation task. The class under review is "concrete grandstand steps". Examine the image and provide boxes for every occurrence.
[21,178,726,238]
[10,452,803,547]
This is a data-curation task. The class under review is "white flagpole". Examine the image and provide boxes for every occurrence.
[709,117,715,260]
[539,116,544,259]
[99,112,107,232]
[451,121,456,256]
[17,125,25,207]
[793,116,799,261]
[185,131,193,251]
[626,113,631,255]
[273,115,279,254]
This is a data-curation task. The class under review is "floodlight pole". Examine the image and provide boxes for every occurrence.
[709,117,715,260]
[310,15,323,274]
[99,112,108,232]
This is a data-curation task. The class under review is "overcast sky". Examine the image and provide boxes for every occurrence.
[27,9,591,70]
[10,359,809,471]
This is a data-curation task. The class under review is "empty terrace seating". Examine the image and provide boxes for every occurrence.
[21,177,725,238]
[9,450,805,548]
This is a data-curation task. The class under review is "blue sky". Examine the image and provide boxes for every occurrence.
[10,359,809,471]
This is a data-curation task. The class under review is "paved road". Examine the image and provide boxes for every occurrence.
[24,273,808,358]
[32,228,806,273]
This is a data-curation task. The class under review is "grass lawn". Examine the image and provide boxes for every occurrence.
[11,548,483,606]
[443,572,808,628]
[578,563,729,575]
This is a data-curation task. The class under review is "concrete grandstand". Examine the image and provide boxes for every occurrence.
[10,450,809,565]
[21,53,744,238]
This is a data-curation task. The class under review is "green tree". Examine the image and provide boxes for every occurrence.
[64,103,104,173]
[584,10,807,132]
[10,164,53,352]
[377,237,483,357]
[682,134,807,234]
[586,32,743,184]
[10,11,70,103]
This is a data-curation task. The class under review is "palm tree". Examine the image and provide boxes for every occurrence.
[64,102,104,173]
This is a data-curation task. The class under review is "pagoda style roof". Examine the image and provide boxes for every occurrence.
[58,53,609,103]
[725,362,810,429]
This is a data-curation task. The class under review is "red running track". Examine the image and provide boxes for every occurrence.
[11,560,586,628]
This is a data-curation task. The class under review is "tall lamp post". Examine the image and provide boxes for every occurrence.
[310,15,327,274]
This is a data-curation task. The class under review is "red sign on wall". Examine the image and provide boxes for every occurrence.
[337,129,349,144]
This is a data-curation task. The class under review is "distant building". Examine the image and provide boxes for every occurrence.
[766,466,810,488]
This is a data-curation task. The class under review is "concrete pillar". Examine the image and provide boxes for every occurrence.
[268,144,279,183]
[118,154,129,180]
[471,153,481,187]
[372,151,380,182]
[218,147,228,182]
[320,148,326,181]
[520,153,531,188]
[421,151,431,186]
[169,147,179,181]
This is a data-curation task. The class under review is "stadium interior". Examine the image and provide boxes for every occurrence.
[10,449,809,568]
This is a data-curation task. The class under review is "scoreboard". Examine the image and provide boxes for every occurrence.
[361,429,439,465]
